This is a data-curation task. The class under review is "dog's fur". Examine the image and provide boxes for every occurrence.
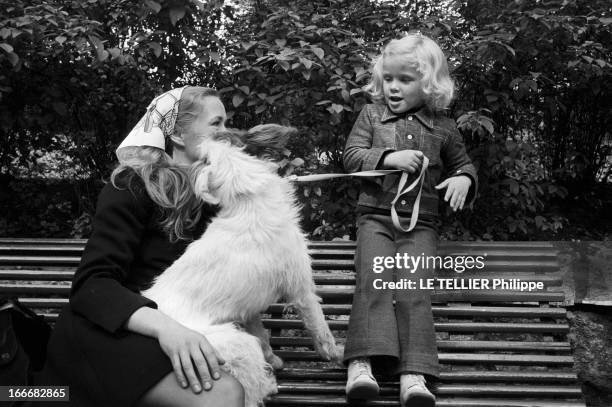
[142,125,342,406]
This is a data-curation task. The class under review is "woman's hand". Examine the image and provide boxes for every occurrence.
[435,175,472,211]
[157,319,225,393]
[383,150,423,173]
[125,306,225,394]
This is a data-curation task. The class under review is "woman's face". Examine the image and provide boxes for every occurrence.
[181,96,227,162]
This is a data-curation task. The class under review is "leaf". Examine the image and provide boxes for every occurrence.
[315,100,331,105]
[7,52,18,66]
[232,94,245,107]
[169,7,186,25]
[277,60,290,71]
[341,89,350,102]
[55,35,67,45]
[275,39,286,47]
[238,86,250,95]
[209,51,220,62]
[145,0,162,13]
[300,57,313,69]
[328,104,344,114]
[0,43,13,53]
[108,47,120,59]
[52,102,68,116]
[241,41,255,50]
[291,158,304,167]
[482,119,494,135]
[534,216,545,229]
[255,104,266,114]
[301,70,311,80]
[149,42,162,57]
[312,47,324,60]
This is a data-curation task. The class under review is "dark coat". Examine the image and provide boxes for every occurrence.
[37,176,212,407]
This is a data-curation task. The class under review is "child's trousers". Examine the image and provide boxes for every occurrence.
[343,213,440,378]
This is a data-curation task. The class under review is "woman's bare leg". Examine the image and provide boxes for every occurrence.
[137,371,244,407]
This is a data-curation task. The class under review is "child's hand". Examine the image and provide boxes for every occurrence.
[435,175,472,211]
[383,150,423,173]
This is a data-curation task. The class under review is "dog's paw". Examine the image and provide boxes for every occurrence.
[315,339,344,365]
[265,353,284,370]
[330,343,345,365]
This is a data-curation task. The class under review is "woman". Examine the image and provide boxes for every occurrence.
[39,86,244,407]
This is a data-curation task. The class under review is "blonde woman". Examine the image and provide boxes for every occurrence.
[39,87,244,407]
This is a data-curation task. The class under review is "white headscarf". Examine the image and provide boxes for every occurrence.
[116,86,188,154]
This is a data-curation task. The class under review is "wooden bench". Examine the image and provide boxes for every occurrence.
[0,238,586,407]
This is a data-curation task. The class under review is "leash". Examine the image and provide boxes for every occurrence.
[287,156,429,232]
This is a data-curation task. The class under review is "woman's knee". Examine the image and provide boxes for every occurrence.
[213,374,244,407]
[137,372,244,407]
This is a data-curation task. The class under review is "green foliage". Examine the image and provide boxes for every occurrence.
[0,0,610,240]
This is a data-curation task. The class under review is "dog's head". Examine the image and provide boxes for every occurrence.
[190,125,297,206]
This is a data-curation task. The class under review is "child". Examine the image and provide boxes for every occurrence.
[343,33,477,407]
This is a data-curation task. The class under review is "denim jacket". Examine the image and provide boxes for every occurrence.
[343,103,478,218]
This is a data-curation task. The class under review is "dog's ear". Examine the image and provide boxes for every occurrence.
[243,124,297,158]
[190,161,220,205]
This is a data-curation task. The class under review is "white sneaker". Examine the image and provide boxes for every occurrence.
[345,358,380,399]
[400,374,435,407]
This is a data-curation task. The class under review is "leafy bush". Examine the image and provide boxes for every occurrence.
[0,0,610,240]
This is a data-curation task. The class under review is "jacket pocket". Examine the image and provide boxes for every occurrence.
[372,123,396,149]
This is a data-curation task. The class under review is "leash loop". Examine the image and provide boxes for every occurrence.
[287,157,429,232]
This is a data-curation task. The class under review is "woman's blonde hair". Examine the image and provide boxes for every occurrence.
[365,33,455,111]
[111,86,220,241]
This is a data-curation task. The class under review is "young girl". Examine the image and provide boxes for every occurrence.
[39,87,246,407]
[343,34,477,407]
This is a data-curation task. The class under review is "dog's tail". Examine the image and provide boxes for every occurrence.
[203,323,278,407]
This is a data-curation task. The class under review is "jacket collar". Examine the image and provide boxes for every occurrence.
[380,104,434,130]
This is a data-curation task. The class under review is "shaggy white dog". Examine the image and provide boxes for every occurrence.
[142,125,342,406]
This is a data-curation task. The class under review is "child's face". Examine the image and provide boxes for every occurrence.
[382,55,425,114]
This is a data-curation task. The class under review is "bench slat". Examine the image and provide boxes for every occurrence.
[266,395,584,406]
[0,245,560,258]
[262,319,569,333]
[275,368,579,383]
[277,382,583,397]
[268,304,567,317]
[269,337,571,352]
[0,270,75,280]
[17,299,568,321]
[275,351,574,365]
[1,284,567,302]
[0,270,563,288]
[306,241,556,249]
[0,256,560,271]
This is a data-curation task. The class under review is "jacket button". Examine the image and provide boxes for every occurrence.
[401,200,407,205]
[407,134,413,140]
[407,116,413,120]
